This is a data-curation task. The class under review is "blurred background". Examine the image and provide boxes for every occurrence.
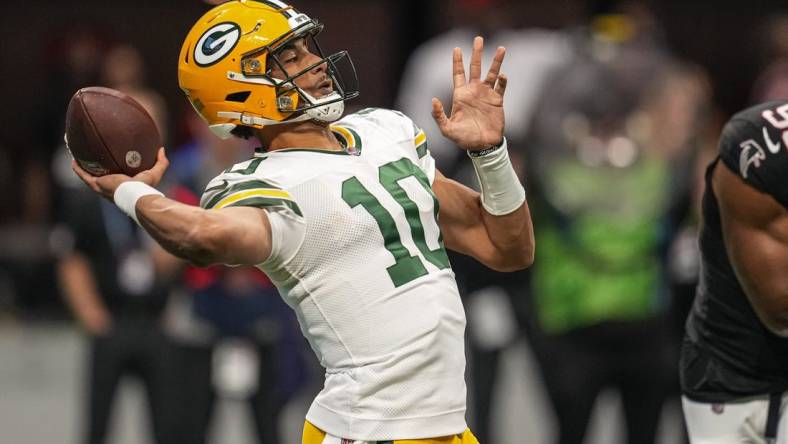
[1,0,788,443]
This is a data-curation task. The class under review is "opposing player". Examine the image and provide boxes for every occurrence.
[681,101,788,443]
[71,1,534,443]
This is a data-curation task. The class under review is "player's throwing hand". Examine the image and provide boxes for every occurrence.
[431,36,507,152]
[72,147,169,202]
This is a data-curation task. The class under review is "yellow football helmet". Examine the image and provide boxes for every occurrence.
[178,0,359,139]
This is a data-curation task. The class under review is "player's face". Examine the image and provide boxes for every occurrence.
[269,37,333,99]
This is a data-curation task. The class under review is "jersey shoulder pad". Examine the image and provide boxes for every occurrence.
[339,108,428,158]
[342,108,414,136]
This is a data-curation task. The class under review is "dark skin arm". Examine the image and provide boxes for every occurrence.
[714,162,788,336]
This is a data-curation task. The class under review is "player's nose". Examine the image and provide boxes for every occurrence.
[308,53,327,75]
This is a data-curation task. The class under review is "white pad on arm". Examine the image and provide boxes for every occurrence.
[468,138,526,216]
[114,181,163,225]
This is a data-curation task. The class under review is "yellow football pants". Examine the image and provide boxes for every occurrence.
[302,421,480,444]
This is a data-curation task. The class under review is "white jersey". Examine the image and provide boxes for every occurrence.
[200,108,467,440]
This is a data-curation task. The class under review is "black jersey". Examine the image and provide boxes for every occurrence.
[681,101,788,402]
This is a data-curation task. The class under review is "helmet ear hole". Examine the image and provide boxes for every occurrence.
[225,91,252,103]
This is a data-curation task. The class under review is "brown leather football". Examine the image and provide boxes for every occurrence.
[65,86,161,176]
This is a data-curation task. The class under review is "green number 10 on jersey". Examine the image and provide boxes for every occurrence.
[342,158,450,287]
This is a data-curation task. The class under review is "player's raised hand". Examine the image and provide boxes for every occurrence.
[72,147,169,202]
[431,36,507,151]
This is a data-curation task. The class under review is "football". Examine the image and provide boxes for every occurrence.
[65,86,161,176]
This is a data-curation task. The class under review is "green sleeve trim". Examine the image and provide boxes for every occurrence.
[220,196,303,217]
[203,179,281,209]
[416,142,428,159]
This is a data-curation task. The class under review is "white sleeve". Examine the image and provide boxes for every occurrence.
[261,207,306,268]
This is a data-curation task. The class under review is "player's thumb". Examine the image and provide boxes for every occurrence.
[431,98,450,135]
[155,147,169,171]
[134,148,168,186]
[150,147,169,177]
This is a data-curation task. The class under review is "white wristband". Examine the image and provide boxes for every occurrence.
[468,138,526,215]
[114,181,163,225]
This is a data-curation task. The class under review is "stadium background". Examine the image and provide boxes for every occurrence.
[0,0,786,443]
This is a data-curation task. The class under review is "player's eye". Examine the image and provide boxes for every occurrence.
[278,50,297,64]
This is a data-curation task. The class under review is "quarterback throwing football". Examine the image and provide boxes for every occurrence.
[72,1,534,443]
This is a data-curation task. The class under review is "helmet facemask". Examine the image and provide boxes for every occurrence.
[239,21,359,125]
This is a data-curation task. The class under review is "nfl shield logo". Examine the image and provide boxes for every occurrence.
[711,403,725,414]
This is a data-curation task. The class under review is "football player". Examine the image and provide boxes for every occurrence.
[71,1,534,443]
[681,101,788,443]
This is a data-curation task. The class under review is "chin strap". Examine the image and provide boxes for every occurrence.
[214,91,344,139]
[303,91,344,122]
[208,123,239,140]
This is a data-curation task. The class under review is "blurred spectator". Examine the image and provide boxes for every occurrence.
[524,8,710,443]
[160,110,310,444]
[53,42,173,444]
